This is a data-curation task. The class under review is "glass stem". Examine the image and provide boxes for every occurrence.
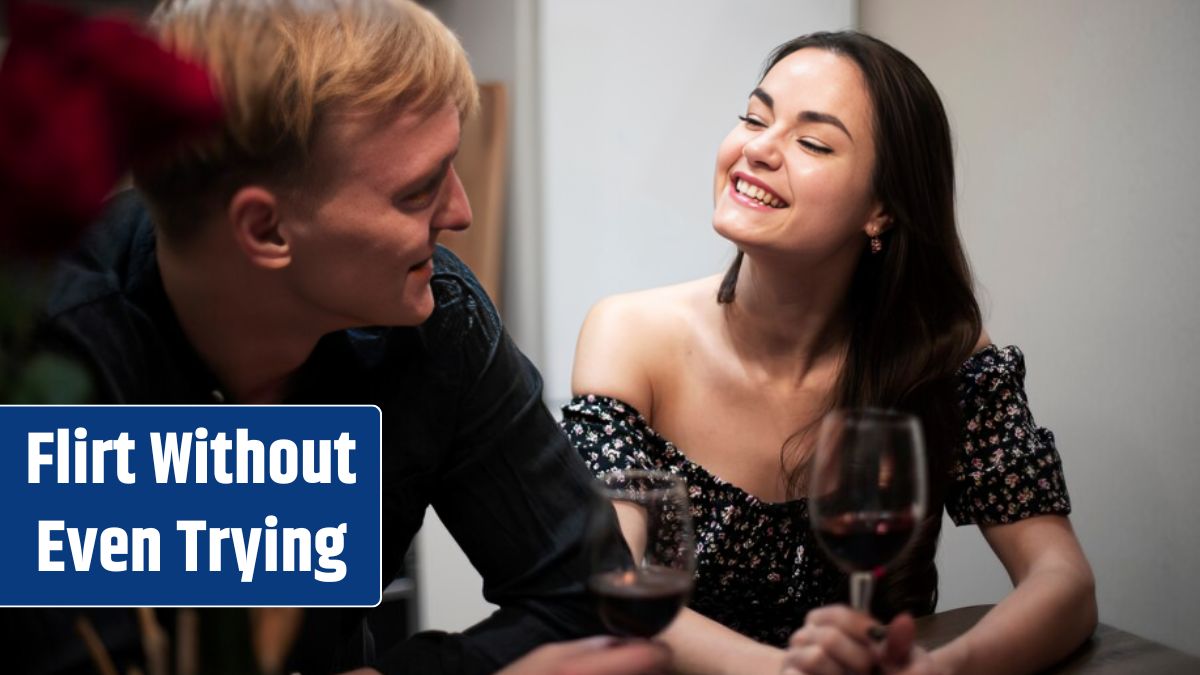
[850,571,875,613]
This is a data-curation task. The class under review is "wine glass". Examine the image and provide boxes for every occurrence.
[808,408,927,615]
[587,469,696,637]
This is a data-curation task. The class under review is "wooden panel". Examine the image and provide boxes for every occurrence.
[441,82,508,310]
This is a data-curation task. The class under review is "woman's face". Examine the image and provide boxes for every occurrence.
[712,48,885,261]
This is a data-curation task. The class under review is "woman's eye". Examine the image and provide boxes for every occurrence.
[737,115,766,129]
[800,139,833,154]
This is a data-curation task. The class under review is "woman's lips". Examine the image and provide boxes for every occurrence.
[728,180,779,212]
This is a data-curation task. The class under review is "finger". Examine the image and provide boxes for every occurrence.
[789,626,809,648]
[783,645,848,675]
[787,624,864,667]
[568,642,672,675]
[807,625,876,673]
[883,613,917,666]
[804,605,882,646]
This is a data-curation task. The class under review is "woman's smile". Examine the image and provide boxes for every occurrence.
[730,171,789,210]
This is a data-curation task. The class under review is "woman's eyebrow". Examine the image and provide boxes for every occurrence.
[798,110,852,141]
[750,87,774,108]
[750,87,852,141]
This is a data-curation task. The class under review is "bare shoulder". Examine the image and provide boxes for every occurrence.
[974,327,993,353]
[570,277,719,418]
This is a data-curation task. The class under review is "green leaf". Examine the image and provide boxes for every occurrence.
[10,352,93,404]
[0,263,50,337]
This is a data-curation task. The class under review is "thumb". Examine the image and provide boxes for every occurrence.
[552,635,624,656]
[884,613,917,665]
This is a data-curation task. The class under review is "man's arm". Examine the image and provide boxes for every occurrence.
[440,329,628,669]
[367,248,628,673]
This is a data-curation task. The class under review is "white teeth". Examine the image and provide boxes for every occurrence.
[735,179,784,208]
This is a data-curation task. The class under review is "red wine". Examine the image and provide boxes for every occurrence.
[589,566,693,637]
[815,511,917,573]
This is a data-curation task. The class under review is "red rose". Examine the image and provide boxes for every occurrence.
[0,0,221,259]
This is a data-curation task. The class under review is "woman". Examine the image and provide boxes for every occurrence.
[562,31,1095,675]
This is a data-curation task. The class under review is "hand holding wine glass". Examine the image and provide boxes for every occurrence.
[588,470,696,638]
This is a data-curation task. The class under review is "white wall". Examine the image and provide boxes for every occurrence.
[539,0,857,409]
[862,0,1200,655]
[418,0,856,633]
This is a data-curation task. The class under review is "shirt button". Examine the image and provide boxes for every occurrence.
[211,389,226,403]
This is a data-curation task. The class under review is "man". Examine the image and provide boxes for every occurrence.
[37,0,664,672]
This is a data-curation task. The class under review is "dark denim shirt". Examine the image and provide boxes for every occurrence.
[35,192,624,674]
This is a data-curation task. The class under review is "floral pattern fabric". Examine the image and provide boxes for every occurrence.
[561,344,1070,646]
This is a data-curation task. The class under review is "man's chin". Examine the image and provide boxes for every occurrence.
[405,305,436,326]
[391,294,437,327]
[333,289,436,329]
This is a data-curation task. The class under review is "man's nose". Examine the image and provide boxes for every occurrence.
[432,165,471,232]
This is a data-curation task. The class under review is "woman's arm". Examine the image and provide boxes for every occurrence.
[570,295,659,416]
[924,342,1095,674]
[660,609,786,675]
[786,518,1095,675]
[610,502,786,675]
[929,515,1096,675]
[573,297,787,675]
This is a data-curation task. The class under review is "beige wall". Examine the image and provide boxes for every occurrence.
[862,0,1200,655]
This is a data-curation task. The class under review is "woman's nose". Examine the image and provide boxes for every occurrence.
[742,131,783,171]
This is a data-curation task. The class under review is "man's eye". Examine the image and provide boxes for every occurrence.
[737,115,766,129]
[400,181,439,209]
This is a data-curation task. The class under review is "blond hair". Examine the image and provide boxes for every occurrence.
[134,0,478,240]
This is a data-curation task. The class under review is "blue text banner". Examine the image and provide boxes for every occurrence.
[0,405,382,606]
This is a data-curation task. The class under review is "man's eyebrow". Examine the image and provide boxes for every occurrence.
[401,147,459,192]
[750,87,853,141]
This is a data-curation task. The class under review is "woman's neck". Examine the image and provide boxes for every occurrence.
[721,249,859,387]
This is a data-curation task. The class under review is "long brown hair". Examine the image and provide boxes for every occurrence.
[718,31,982,619]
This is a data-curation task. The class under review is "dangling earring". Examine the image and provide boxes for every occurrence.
[870,235,883,254]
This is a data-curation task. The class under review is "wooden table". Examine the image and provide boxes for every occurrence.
[914,605,1200,673]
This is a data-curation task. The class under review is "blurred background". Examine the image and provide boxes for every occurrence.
[5,0,1197,661]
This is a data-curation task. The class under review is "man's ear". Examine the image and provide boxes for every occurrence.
[228,186,291,269]
[863,200,892,239]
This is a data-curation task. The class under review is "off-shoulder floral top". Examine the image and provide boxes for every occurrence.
[561,345,1071,646]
